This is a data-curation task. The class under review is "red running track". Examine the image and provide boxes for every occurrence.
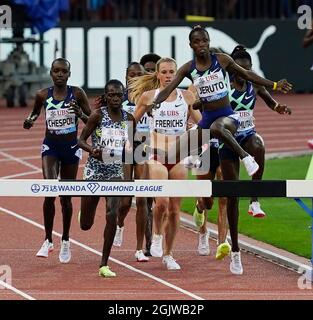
[0,95,313,300]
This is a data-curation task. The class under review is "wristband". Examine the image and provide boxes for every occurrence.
[273,103,279,111]
[273,82,278,90]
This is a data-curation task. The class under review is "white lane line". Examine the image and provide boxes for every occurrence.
[0,156,40,162]
[0,170,42,179]
[0,280,36,300]
[0,206,204,301]
[0,146,39,151]
[0,151,41,171]
[0,138,41,144]
[0,131,44,137]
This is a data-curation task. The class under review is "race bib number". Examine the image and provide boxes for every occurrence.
[237,110,255,131]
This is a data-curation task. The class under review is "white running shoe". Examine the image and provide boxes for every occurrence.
[59,240,71,263]
[241,155,259,176]
[150,234,163,257]
[183,156,202,169]
[113,226,124,247]
[198,232,210,256]
[230,251,243,275]
[162,255,181,270]
[248,201,266,218]
[36,239,54,258]
[135,250,149,262]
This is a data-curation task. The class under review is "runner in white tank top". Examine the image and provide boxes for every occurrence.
[130,57,201,270]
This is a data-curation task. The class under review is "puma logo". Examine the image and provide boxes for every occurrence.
[207,25,277,77]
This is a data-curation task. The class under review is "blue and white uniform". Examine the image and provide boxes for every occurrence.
[41,86,82,164]
[122,91,149,133]
[188,53,238,129]
[219,80,257,160]
[83,107,129,181]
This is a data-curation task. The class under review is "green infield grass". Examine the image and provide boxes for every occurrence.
[181,155,313,259]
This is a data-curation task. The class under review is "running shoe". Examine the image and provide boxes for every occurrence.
[248,201,266,218]
[308,139,313,149]
[241,155,259,176]
[150,234,163,257]
[183,156,202,169]
[135,250,149,262]
[215,241,231,260]
[99,266,116,278]
[59,240,71,263]
[36,239,54,258]
[198,232,210,256]
[162,255,181,270]
[193,202,205,228]
[113,226,124,247]
[230,251,243,275]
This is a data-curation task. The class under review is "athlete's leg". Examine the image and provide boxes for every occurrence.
[149,162,169,235]
[59,162,79,241]
[219,158,240,252]
[80,196,100,230]
[164,164,187,256]
[42,155,59,242]
[134,163,148,251]
[215,167,228,244]
[210,117,248,159]
[244,133,265,203]
[149,162,169,257]
[145,197,153,254]
[100,196,121,267]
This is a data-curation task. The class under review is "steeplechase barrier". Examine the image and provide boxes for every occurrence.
[0,179,312,280]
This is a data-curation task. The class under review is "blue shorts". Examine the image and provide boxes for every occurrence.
[41,138,82,165]
[219,128,256,161]
[198,106,239,129]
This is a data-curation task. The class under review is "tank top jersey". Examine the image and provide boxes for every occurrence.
[229,81,256,132]
[122,91,149,132]
[91,106,129,164]
[44,86,78,135]
[151,88,188,135]
[189,53,229,103]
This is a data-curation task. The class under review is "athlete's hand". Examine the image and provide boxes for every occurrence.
[276,79,292,93]
[68,100,83,118]
[90,146,102,161]
[192,100,203,111]
[275,104,292,115]
[23,118,34,129]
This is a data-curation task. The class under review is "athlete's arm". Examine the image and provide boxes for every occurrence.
[133,90,154,122]
[23,89,46,129]
[71,87,91,124]
[153,62,192,105]
[303,25,313,48]
[183,90,201,124]
[218,53,292,93]
[255,84,291,115]
[78,109,102,160]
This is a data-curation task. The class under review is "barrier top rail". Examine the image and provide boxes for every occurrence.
[0,179,312,198]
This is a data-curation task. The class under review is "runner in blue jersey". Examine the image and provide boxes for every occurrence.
[218,45,291,274]
[151,25,292,177]
[78,79,136,277]
[150,26,292,275]
[23,58,91,263]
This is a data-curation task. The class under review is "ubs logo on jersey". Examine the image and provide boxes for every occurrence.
[159,110,179,117]
[239,111,251,117]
